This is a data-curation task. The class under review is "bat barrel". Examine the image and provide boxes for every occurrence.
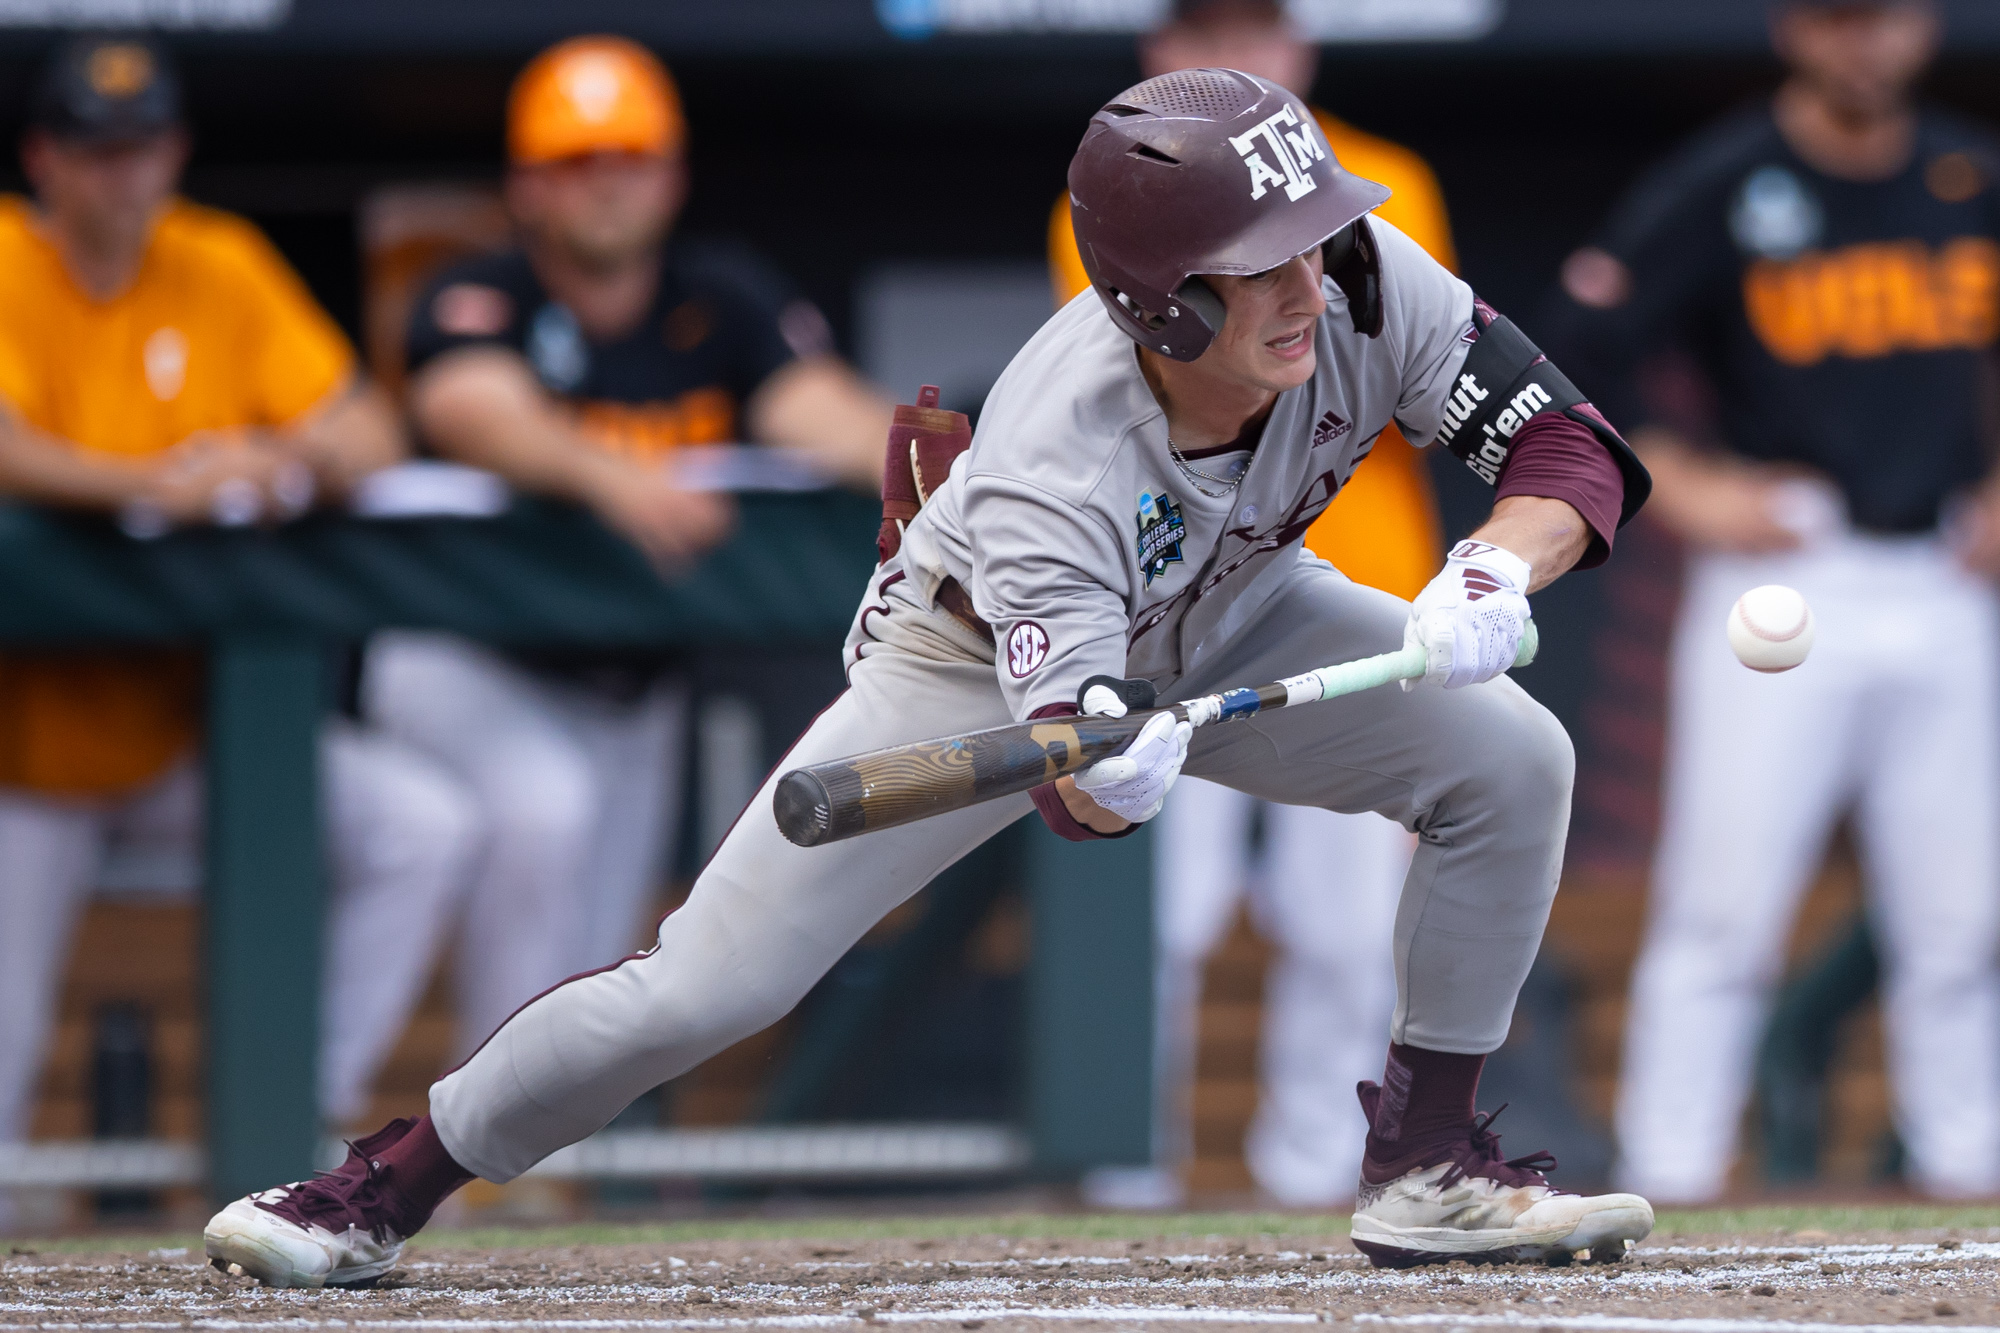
[773,711,1147,847]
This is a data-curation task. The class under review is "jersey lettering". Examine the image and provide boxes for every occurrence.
[1742,237,2000,366]
[1433,314,1591,486]
[573,387,737,461]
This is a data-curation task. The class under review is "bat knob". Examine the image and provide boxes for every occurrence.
[773,769,834,847]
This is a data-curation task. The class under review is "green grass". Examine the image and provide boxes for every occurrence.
[19,1204,2000,1259]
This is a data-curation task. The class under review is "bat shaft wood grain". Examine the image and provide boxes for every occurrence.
[774,623,1538,847]
[775,711,1148,846]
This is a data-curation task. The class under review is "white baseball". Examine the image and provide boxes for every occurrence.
[1727,584,1814,673]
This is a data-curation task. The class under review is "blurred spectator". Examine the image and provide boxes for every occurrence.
[366,36,890,1057]
[1049,0,1451,1208]
[1552,0,2000,1199]
[0,36,480,1148]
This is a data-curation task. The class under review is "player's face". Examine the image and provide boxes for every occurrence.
[1772,2,1938,119]
[509,151,685,272]
[1200,249,1327,393]
[1140,14,1317,97]
[21,129,186,261]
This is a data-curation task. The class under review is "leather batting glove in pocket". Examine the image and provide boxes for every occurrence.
[1405,539,1533,690]
[1073,710,1192,824]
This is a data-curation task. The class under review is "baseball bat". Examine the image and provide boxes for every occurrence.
[773,622,1538,848]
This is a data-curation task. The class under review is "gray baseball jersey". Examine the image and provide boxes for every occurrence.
[895,217,1477,720]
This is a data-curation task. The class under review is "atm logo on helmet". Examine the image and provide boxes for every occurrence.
[1230,105,1325,203]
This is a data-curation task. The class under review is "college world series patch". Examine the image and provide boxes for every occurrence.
[1137,490,1187,587]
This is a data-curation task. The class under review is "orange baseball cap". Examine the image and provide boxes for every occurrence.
[508,36,685,165]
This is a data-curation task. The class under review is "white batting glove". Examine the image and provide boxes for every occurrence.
[1405,539,1534,690]
[1073,710,1191,824]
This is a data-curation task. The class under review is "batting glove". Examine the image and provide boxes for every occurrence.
[1405,539,1533,690]
[1073,710,1191,824]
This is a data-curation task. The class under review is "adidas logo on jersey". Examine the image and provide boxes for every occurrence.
[1312,410,1351,447]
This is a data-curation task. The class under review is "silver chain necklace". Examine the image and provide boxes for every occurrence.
[1168,437,1244,498]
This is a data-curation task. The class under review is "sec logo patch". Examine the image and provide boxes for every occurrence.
[1007,621,1050,678]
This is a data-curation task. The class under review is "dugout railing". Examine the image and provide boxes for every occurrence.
[0,488,1152,1203]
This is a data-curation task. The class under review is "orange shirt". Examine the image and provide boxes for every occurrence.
[1049,108,1454,601]
[0,197,355,795]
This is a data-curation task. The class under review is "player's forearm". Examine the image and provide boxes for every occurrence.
[411,351,619,506]
[747,357,891,491]
[280,380,406,498]
[0,416,153,511]
[1469,496,1592,594]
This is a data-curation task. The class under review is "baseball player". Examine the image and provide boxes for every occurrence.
[0,37,480,1152]
[208,69,1654,1283]
[365,36,891,1059]
[1049,0,1452,1209]
[1552,0,2000,1200]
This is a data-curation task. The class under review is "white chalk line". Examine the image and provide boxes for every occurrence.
[7,1312,2000,1332]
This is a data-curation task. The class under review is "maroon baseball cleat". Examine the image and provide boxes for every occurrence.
[1349,1083,1654,1268]
[204,1118,442,1288]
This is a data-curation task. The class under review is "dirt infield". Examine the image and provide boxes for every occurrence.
[6,1210,2000,1331]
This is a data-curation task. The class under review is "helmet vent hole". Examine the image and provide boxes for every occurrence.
[1127,143,1180,165]
[1119,69,1254,120]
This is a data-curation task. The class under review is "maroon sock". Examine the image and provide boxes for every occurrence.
[1361,1043,1486,1180]
[373,1115,475,1233]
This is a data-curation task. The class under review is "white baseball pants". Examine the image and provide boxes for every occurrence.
[365,632,690,1059]
[429,556,1574,1183]
[0,721,479,1140]
[1618,535,2000,1200]
[1149,778,1411,1205]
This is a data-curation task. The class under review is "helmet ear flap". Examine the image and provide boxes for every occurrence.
[1172,276,1226,339]
[1321,221,1357,272]
[1325,216,1384,338]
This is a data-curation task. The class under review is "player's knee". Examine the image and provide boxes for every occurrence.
[485,751,598,857]
[1459,685,1574,824]
[413,775,485,883]
[332,746,486,891]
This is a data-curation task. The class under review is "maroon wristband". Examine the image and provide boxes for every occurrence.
[1026,702,1138,842]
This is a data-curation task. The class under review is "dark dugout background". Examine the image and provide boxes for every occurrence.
[0,0,1992,1175]
[0,0,1992,745]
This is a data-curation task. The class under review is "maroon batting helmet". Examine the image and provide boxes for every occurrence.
[1068,68,1391,361]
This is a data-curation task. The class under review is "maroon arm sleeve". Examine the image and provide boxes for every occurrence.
[1026,703,1139,842]
[1494,402,1626,570]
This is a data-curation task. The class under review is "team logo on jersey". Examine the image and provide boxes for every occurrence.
[1731,165,1823,260]
[528,303,590,392]
[1312,410,1351,447]
[1137,490,1187,587]
[1007,621,1050,678]
[1230,105,1325,203]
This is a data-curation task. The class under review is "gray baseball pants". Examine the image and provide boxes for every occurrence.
[430,556,1573,1182]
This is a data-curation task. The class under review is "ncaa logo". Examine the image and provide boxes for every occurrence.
[1007,621,1050,678]
[1230,105,1326,203]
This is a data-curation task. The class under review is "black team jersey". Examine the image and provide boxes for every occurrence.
[407,239,827,463]
[1553,105,2000,534]
[404,238,833,694]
